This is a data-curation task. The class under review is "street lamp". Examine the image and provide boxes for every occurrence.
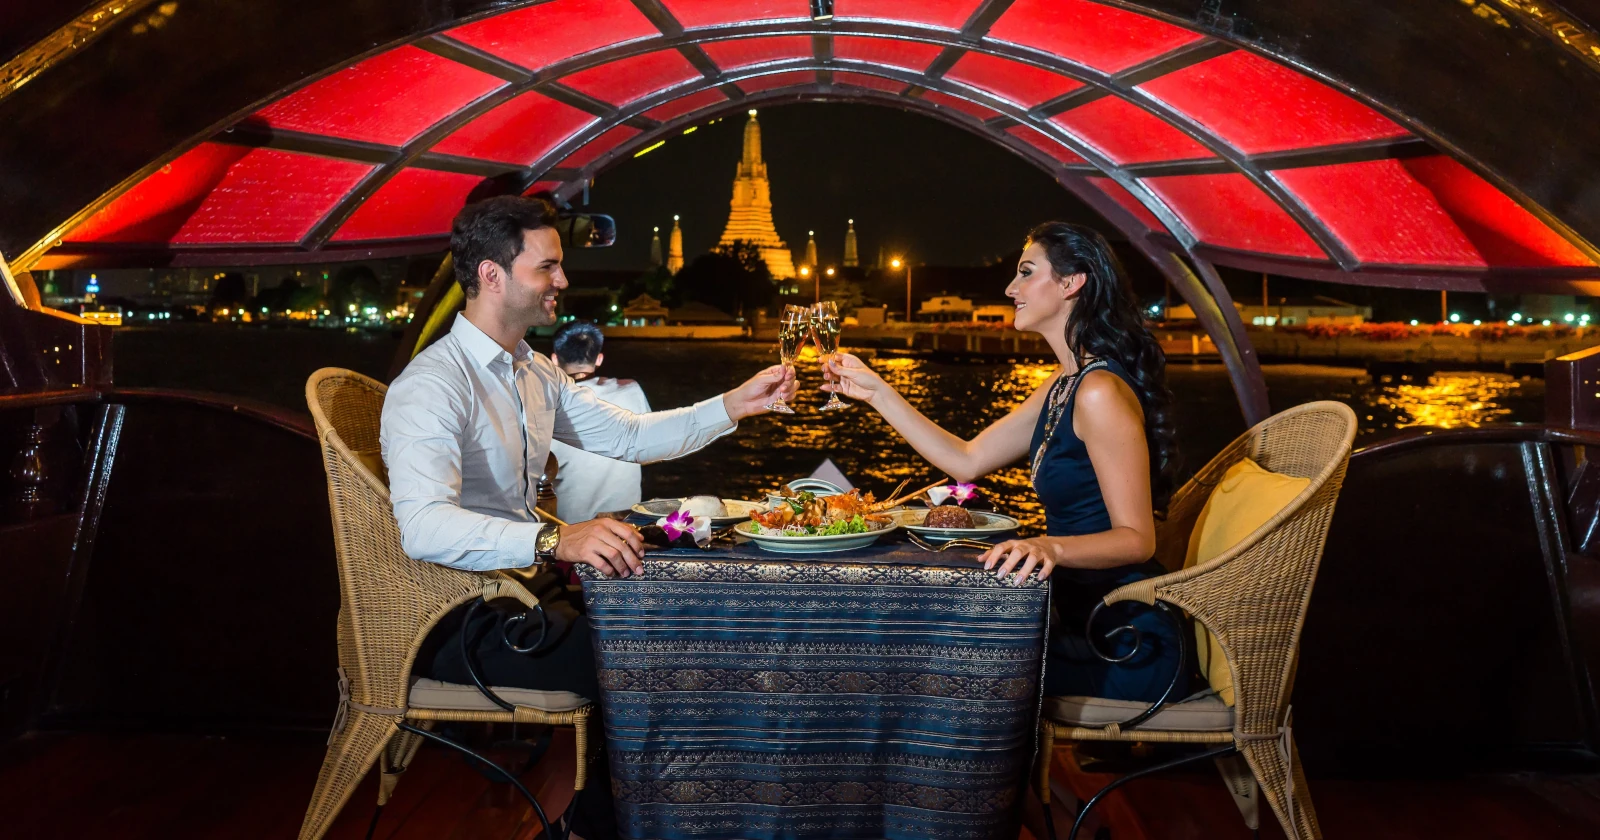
[892,256,912,322]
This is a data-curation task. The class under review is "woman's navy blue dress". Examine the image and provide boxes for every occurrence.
[1031,359,1187,702]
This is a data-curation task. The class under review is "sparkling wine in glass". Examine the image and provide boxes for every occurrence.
[811,301,849,411]
[767,305,810,414]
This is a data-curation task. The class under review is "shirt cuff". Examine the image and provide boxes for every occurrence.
[693,393,737,435]
[501,520,547,569]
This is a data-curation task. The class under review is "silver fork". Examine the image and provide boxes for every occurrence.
[906,531,994,552]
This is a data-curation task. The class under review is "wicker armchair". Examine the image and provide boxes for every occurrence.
[1037,400,1357,840]
[297,368,594,840]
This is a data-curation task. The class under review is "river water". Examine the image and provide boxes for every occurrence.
[115,325,1545,533]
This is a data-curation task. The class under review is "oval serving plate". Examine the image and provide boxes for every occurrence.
[890,508,1020,542]
[733,520,900,554]
[631,498,765,525]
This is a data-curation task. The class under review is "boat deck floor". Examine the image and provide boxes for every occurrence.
[3,728,1600,839]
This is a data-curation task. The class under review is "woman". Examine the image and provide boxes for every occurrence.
[823,222,1183,702]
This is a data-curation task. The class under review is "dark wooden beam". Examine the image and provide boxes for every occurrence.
[960,0,1018,41]
[1122,157,1236,178]
[1114,39,1234,87]
[1032,87,1109,120]
[212,124,399,166]
[813,33,832,64]
[416,35,532,82]
[628,0,684,36]
[924,47,964,79]
[1250,136,1433,170]
[678,44,722,80]
[539,82,620,119]
[413,151,527,179]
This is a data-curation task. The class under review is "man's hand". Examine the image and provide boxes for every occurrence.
[552,519,645,578]
[722,364,799,420]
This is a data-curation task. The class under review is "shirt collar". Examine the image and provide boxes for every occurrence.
[451,312,534,370]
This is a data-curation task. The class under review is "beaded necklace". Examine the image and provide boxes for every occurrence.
[1029,359,1109,487]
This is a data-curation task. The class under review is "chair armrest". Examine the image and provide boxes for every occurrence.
[482,573,543,612]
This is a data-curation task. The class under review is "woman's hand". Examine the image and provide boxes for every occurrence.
[979,537,1062,585]
[821,352,892,405]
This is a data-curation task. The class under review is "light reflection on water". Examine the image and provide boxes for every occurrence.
[608,346,1543,536]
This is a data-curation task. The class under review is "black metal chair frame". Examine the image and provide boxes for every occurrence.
[1038,600,1244,840]
[364,597,571,840]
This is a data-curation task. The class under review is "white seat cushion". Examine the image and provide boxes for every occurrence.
[1044,690,1233,732]
[407,677,588,713]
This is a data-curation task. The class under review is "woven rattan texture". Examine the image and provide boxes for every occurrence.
[1041,401,1356,840]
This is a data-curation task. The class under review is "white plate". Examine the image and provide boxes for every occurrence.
[891,508,1020,542]
[631,498,766,525]
[734,520,899,554]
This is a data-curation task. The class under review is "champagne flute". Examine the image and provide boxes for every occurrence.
[811,301,849,411]
[767,304,810,414]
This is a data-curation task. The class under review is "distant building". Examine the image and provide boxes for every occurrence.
[1165,296,1371,326]
[668,215,684,275]
[918,295,975,322]
[804,231,818,270]
[973,303,1014,325]
[622,293,669,326]
[668,302,737,325]
[843,220,859,268]
[649,227,663,268]
[717,111,796,280]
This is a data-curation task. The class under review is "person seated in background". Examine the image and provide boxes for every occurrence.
[381,195,796,840]
[549,321,651,522]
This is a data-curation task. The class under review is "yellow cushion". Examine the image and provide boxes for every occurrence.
[1184,457,1310,705]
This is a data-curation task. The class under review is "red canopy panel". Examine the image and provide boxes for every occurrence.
[700,36,814,70]
[986,0,1205,73]
[250,46,504,147]
[1137,51,1409,155]
[556,125,643,169]
[1274,157,1592,268]
[644,88,730,122]
[943,52,1083,108]
[1086,177,1171,235]
[831,36,944,73]
[431,92,597,166]
[1051,96,1213,165]
[560,50,704,106]
[332,168,486,242]
[830,71,909,95]
[68,143,373,245]
[1007,124,1087,165]
[445,0,661,72]
[736,70,822,95]
[836,0,983,30]
[918,90,1004,122]
[1143,172,1325,259]
[662,0,808,29]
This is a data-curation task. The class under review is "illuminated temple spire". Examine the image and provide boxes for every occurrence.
[668,215,684,275]
[649,226,663,268]
[843,219,859,268]
[717,110,796,280]
[805,230,818,269]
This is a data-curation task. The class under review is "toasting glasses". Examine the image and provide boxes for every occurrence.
[766,304,810,414]
[811,301,849,412]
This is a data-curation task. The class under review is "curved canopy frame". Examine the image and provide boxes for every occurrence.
[3,0,1597,290]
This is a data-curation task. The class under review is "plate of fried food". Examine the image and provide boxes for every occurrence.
[736,488,901,554]
[890,504,1021,542]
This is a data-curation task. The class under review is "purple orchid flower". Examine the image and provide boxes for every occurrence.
[949,483,978,505]
[662,509,694,541]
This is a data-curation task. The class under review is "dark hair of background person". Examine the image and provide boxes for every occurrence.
[450,194,559,298]
[1025,221,1180,511]
[553,320,605,367]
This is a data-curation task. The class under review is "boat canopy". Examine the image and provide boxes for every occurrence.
[6,0,1600,295]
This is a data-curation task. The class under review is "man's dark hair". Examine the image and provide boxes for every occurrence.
[553,320,604,367]
[450,195,559,298]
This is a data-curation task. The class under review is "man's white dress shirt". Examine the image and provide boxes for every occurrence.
[551,377,651,522]
[381,314,734,571]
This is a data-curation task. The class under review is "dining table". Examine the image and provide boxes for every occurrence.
[575,529,1051,840]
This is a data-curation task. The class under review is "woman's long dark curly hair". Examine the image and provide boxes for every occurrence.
[1026,222,1180,510]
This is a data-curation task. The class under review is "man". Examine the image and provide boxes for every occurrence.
[549,321,650,522]
[380,195,795,840]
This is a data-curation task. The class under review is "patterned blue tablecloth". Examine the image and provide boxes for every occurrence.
[577,541,1050,840]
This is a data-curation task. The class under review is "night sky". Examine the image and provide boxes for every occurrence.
[561,102,1106,274]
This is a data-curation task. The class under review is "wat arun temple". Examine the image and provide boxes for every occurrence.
[717,110,796,280]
